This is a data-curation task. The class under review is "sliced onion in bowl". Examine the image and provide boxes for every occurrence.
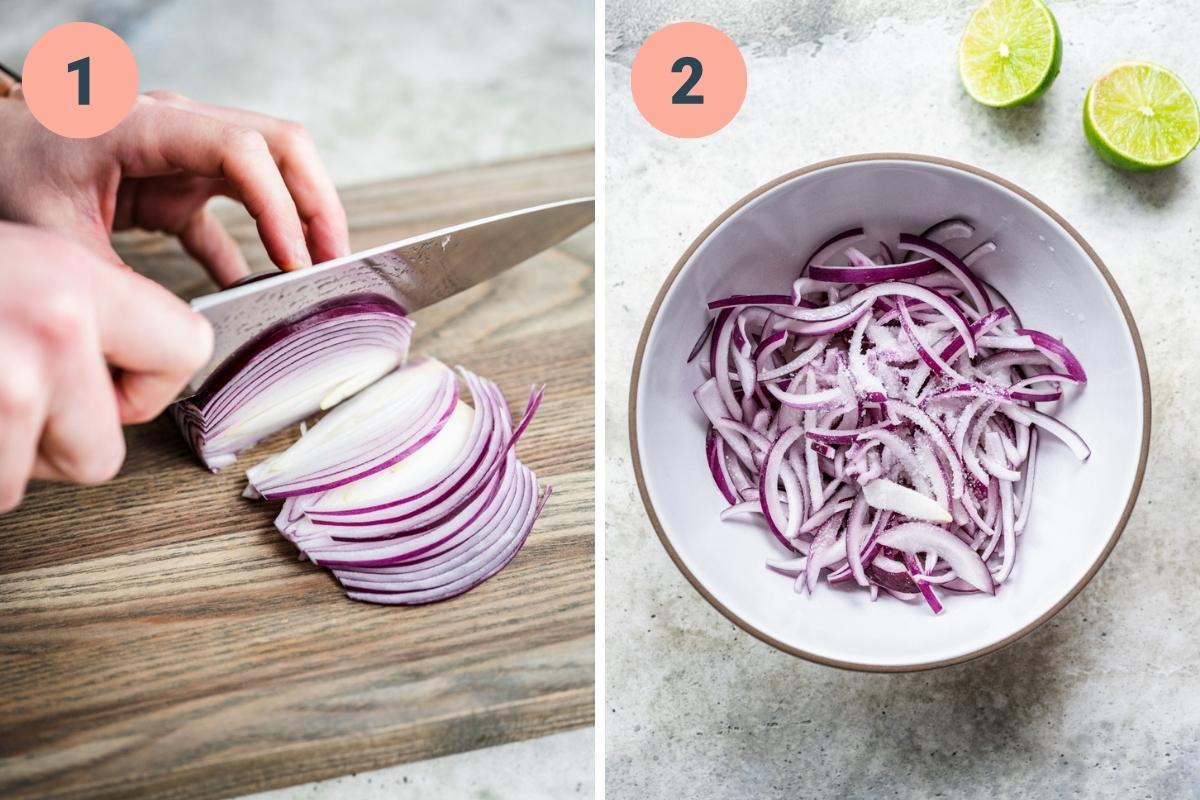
[693,220,1089,614]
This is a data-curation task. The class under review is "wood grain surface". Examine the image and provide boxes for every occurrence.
[0,149,595,800]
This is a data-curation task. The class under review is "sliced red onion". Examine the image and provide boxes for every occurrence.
[844,497,871,587]
[706,428,739,504]
[931,307,1008,361]
[898,233,992,312]
[876,523,994,595]
[843,246,875,267]
[863,478,952,523]
[234,357,548,605]
[963,241,997,267]
[775,304,874,337]
[898,298,967,382]
[777,283,975,343]
[766,555,807,577]
[803,523,847,593]
[809,259,938,284]
[1015,328,1088,381]
[687,317,715,363]
[707,294,795,310]
[1015,429,1039,534]
[869,554,920,594]
[766,382,848,410]
[804,421,892,445]
[303,381,542,539]
[339,482,550,605]
[1002,405,1091,460]
[696,222,1088,613]
[920,218,974,244]
[903,552,944,615]
[246,358,458,499]
[172,294,412,471]
[757,427,807,552]
[310,455,520,569]
[802,227,866,272]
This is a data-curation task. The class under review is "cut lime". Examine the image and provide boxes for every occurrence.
[1084,62,1200,171]
[959,0,1062,108]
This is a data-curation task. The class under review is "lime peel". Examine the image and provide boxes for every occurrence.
[1084,61,1200,171]
[959,0,1062,108]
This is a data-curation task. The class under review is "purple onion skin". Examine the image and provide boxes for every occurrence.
[868,564,919,594]
[263,369,548,607]
[174,293,411,470]
[707,294,794,310]
[801,227,865,275]
[189,293,408,406]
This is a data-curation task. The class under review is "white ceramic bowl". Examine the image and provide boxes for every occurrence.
[630,154,1149,671]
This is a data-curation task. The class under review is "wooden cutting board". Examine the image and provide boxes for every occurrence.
[0,149,595,800]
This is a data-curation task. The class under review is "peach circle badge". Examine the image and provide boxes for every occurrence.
[21,22,138,139]
[630,22,747,138]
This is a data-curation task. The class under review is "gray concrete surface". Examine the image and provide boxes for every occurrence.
[243,728,594,800]
[605,1,1199,797]
[2,2,594,798]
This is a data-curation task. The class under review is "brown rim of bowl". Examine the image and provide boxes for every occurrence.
[628,152,1152,673]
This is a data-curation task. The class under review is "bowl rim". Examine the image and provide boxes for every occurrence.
[627,152,1152,672]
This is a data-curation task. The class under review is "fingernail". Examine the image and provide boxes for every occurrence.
[291,238,312,268]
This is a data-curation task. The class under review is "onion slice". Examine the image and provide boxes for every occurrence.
[876,523,995,595]
[246,358,459,499]
[172,294,412,471]
[863,478,952,523]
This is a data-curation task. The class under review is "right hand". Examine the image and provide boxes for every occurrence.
[0,221,212,511]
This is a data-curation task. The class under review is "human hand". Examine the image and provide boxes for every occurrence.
[0,89,349,287]
[0,221,212,511]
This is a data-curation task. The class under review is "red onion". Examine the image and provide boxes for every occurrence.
[245,358,460,499]
[809,258,939,284]
[694,221,1088,614]
[173,295,547,606]
[172,294,413,471]
[251,364,547,604]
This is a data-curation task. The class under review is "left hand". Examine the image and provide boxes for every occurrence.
[0,86,350,287]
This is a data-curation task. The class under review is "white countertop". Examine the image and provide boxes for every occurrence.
[605,0,1198,796]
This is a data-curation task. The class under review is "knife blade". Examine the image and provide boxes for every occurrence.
[186,195,594,395]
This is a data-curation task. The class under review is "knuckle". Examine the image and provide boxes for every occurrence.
[122,399,159,425]
[30,289,89,351]
[93,442,127,484]
[66,437,126,485]
[145,89,186,104]
[132,94,158,113]
[0,361,42,417]
[119,384,157,423]
[277,119,313,148]
[227,126,270,157]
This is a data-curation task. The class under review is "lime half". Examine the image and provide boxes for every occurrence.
[959,0,1062,108]
[1084,62,1200,171]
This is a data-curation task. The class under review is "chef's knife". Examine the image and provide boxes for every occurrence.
[186,195,594,395]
